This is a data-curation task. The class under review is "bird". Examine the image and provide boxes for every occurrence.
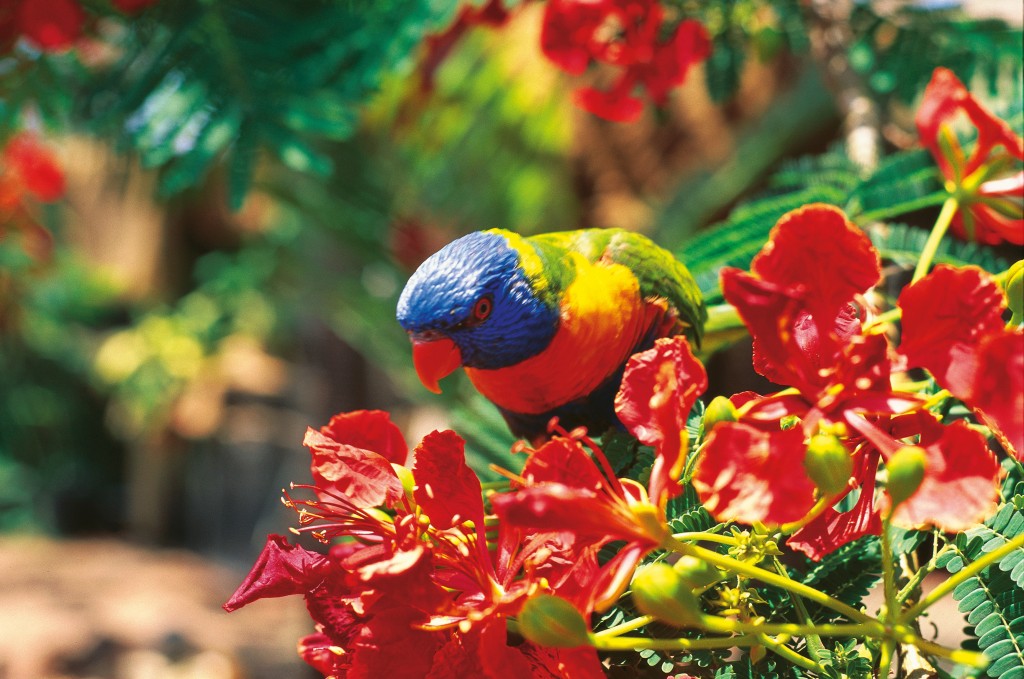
[396,228,706,443]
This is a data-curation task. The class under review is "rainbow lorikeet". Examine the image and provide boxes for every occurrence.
[397,228,706,442]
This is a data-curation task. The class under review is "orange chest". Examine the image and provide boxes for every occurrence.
[464,258,660,415]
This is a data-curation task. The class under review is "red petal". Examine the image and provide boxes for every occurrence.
[520,436,607,491]
[298,631,350,677]
[17,0,84,51]
[573,80,644,123]
[898,265,1005,386]
[916,68,1024,180]
[411,429,483,530]
[349,603,445,679]
[491,483,650,545]
[304,427,404,508]
[720,268,833,393]
[539,0,608,76]
[3,133,65,202]
[520,643,606,679]
[640,19,711,103]
[751,204,880,323]
[887,421,1001,531]
[615,336,707,502]
[319,409,408,465]
[955,329,1024,459]
[223,534,332,611]
[693,423,817,526]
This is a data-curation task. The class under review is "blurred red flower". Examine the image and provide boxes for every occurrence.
[541,0,710,122]
[16,0,85,52]
[2,132,65,203]
[916,67,1024,245]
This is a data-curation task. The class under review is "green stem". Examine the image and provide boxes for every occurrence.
[758,634,824,674]
[704,303,744,334]
[591,634,758,652]
[855,191,951,224]
[896,543,951,606]
[903,533,1024,621]
[700,616,879,639]
[593,615,653,638]
[672,531,737,545]
[878,639,896,678]
[771,556,827,661]
[880,518,899,623]
[910,636,988,668]
[780,496,833,535]
[666,539,875,624]
[911,197,960,283]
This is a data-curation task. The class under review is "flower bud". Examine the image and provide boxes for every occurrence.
[673,555,724,589]
[517,595,591,648]
[703,396,738,434]
[804,434,853,496]
[631,563,704,628]
[886,446,927,508]
[1004,260,1023,326]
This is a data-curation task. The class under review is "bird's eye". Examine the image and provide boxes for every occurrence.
[472,295,493,321]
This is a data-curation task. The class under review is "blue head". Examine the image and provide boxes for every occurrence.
[396,231,560,370]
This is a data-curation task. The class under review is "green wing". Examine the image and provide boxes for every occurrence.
[528,229,707,347]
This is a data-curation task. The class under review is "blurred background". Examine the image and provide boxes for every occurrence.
[0,1,1020,677]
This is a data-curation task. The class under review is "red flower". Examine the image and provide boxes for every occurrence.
[691,204,1002,559]
[540,0,710,122]
[304,409,408,510]
[17,0,84,52]
[1,133,64,261]
[916,67,1024,245]
[227,409,605,677]
[694,424,818,526]
[495,337,705,611]
[2,133,65,203]
[899,265,1024,458]
[615,335,707,505]
[491,430,667,613]
[852,414,1001,532]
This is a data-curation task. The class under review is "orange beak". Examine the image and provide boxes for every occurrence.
[411,337,462,394]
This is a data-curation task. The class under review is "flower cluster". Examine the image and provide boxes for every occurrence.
[417,1,711,123]
[917,67,1024,245]
[0,132,65,259]
[540,0,711,122]
[224,337,707,677]
[224,410,606,677]
[689,204,1010,559]
[1,0,157,53]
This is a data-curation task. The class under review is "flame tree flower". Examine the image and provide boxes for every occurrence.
[898,264,1024,459]
[224,409,603,678]
[914,67,1023,270]
[493,335,707,612]
[688,204,1002,559]
[539,0,710,122]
